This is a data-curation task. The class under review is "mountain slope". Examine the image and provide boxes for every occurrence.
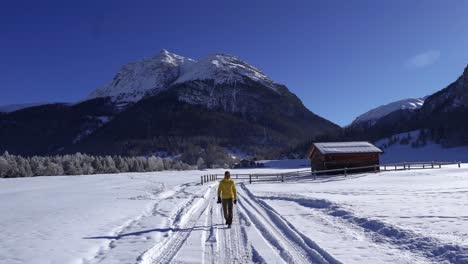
[88,50,281,104]
[0,102,50,113]
[0,98,118,155]
[345,64,468,147]
[71,79,339,156]
[350,97,425,126]
[88,50,195,103]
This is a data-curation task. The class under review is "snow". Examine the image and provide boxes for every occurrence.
[375,130,468,163]
[2,162,468,263]
[312,142,382,155]
[88,50,196,103]
[247,165,468,263]
[174,53,278,92]
[0,166,302,264]
[88,50,279,103]
[351,98,425,125]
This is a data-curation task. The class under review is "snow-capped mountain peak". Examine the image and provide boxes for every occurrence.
[175,53,277,90]
[351,97,425,125]
[88,50,196,103]
[88,50,279,103]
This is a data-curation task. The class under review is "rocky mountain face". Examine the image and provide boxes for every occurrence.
[345,65,468,147]
[420,66,468,114]
[0,50,340,158]
[88,50,280,104]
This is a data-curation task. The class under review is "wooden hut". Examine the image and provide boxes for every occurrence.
[307,142,383,172]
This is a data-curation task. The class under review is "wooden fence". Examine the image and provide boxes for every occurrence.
[200,161,462,185]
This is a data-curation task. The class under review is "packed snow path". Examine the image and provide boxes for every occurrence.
[139,182,338,264]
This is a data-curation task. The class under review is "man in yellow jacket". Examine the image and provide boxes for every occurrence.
[217,171,237,227]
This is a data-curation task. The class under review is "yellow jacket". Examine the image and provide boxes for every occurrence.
[217,179,237,200]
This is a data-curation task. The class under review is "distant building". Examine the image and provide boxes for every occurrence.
[232,159,263,169]
[307,142,383,172]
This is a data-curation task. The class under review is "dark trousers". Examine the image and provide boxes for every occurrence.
[222,199,233,224]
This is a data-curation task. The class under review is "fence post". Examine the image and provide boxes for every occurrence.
[432,161,434,168]
[458,162,461,168]
[281,174,284,182]
[408,164,411,170]
[384,165,386,171]
[439,163,441,169]
[249,174,252,184]
[313,170,316,180]
[374,164,377,173]
[395,165,397,171]
[201,176,203,185]
[423,164,425,169]
[344,167,347,177]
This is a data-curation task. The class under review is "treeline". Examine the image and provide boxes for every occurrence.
[0,152,195,178]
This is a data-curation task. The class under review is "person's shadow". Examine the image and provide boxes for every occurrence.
[83,224,225,240]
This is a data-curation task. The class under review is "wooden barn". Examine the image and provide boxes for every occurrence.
[307,142,383,172]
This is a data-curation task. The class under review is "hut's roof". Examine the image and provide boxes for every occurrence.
[310,142,383,156]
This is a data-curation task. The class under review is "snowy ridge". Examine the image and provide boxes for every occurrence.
[174,53,278,91]
[351,98,425,125]
[88,50,279,103]
[0,102,49,113]
[89,50,195,103]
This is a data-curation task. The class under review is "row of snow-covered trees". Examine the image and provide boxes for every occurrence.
[0,152,195,178]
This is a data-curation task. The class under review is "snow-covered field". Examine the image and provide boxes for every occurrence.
[1,162,468,264]
[376,130,468,163]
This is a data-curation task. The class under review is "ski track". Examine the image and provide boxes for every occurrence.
[255,193,468,264]
[237,184,341,264]
[168,183,251,264]
[82,182,207,264]
[82,180,341,264]
[138,185,215,264]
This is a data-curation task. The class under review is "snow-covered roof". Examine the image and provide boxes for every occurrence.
[311,142,383,155]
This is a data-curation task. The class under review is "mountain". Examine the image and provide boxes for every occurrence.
[420,66,468,114]
[88,50,280,104]
[345,64,468,147]
[350,97,425,127]
[88,50,195,104]
[0,50,340,158]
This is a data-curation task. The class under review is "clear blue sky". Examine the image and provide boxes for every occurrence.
[2,0,468,126]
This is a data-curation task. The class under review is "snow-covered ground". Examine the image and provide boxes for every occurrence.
[376,130,468,163]
[248,165,468,264]
[1,163,468,263]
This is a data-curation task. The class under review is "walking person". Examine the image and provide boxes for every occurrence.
[217,171,237,228]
